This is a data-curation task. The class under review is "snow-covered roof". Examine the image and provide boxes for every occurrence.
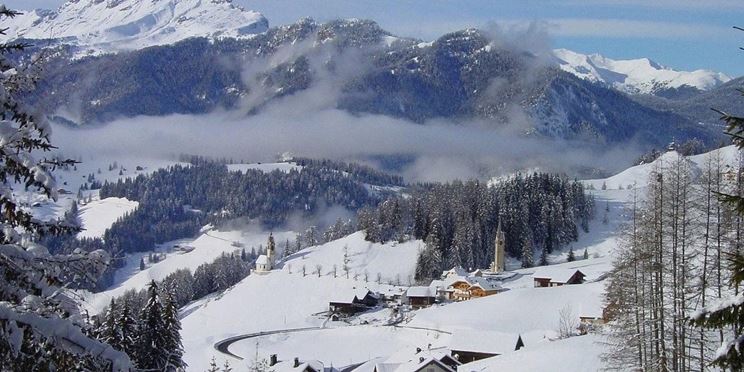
[406,286,437,298]
[532,268,585,283]
[255,254,269,265]
[329,287,374,304]
[467,276,503,292]
[442,266,469,278]
[272,359,324,372]
[449,330,520,355]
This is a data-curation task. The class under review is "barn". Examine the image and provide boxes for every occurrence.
[532,268,586,287]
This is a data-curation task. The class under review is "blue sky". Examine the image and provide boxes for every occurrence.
[8,0,744,77]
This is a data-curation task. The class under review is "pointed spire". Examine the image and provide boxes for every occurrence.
[515,335,525,350]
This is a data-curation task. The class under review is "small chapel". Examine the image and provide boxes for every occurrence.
[253,233,276,275]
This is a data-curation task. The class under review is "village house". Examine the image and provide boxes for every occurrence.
[532,268,586,287]
[445,276,506,301]
[268,355,326,372]
[404,286,438,309]
[351,348,461,372]
[329,287,380,317]
[449,330,525,363]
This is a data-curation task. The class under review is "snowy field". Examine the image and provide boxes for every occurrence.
[77,196,139,239]
[281,231,422,285]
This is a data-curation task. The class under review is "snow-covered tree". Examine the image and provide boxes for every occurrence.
[0,7,130,371]
[162,290,186,371]
[134,281,168,370]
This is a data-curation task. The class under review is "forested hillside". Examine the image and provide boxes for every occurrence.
[356,173,594,280]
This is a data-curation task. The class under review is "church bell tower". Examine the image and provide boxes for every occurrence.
[267,232,276,269]
[491,220,506,272]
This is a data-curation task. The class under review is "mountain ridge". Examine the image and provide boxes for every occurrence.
[553,48,730,98]
[1,0,269,53]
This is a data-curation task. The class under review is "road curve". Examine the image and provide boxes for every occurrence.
[214,327,321,360]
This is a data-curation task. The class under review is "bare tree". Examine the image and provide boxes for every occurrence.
[558,304,577,339]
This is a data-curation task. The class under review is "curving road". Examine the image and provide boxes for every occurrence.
[214,327,321,360]
[213,322,451,360]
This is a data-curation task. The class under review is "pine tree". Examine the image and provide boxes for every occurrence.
[139,257,146,271]
[521,238,533,268]
[117,299,137,359]
[135,281,168,370]
[0,6,131,370]
[583,248,589,260]
[162,290,186,371]
[540,246,549,266]
[206,357,220,372]
[99,299,121,351]
[567,247,575,262]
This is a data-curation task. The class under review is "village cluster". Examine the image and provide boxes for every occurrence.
[240,225,605,372]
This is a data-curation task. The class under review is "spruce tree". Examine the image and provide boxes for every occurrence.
[567,247,575,262]
[206,357,220,372]
[162,290,186,371]
[118,299,137,359]
[583,248,589,260]
[0,6,131,370]
[99,299,121,351]
[135,281,168,370]
[521,238,533,268]
[540,246,549,266]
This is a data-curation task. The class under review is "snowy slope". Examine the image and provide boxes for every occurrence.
[77,197,138,239]
[81,228,295,313]
[282,231,422,285]
[180,271,421,371]
[584,146,741,191]
[3,0,268,53]
[460,334,605,372]
[554,48,730,95]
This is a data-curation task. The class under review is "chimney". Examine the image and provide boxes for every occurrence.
[269,354,278,366]
[294,357,300,368]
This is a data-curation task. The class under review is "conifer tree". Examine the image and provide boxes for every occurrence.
[521,238,533,268]
[0,6,131,370]
[567,247,575,262]
[99,299,121,351]
[135,281,168,370]
[162,290,186,371]
[118,299,137,359]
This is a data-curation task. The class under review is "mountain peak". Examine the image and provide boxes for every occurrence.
[3,0,268,53]
[553,48,730,96]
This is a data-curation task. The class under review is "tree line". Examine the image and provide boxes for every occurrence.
[604,149,744,370]
[355,173,595,280]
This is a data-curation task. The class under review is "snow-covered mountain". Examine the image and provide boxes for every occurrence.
[2,0,268,52]
[553,48,730,97]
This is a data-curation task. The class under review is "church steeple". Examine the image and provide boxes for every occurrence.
[266,232,276,268]
[492,219,506,272]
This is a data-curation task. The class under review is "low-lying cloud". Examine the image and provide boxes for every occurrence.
[49,21,643,183]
